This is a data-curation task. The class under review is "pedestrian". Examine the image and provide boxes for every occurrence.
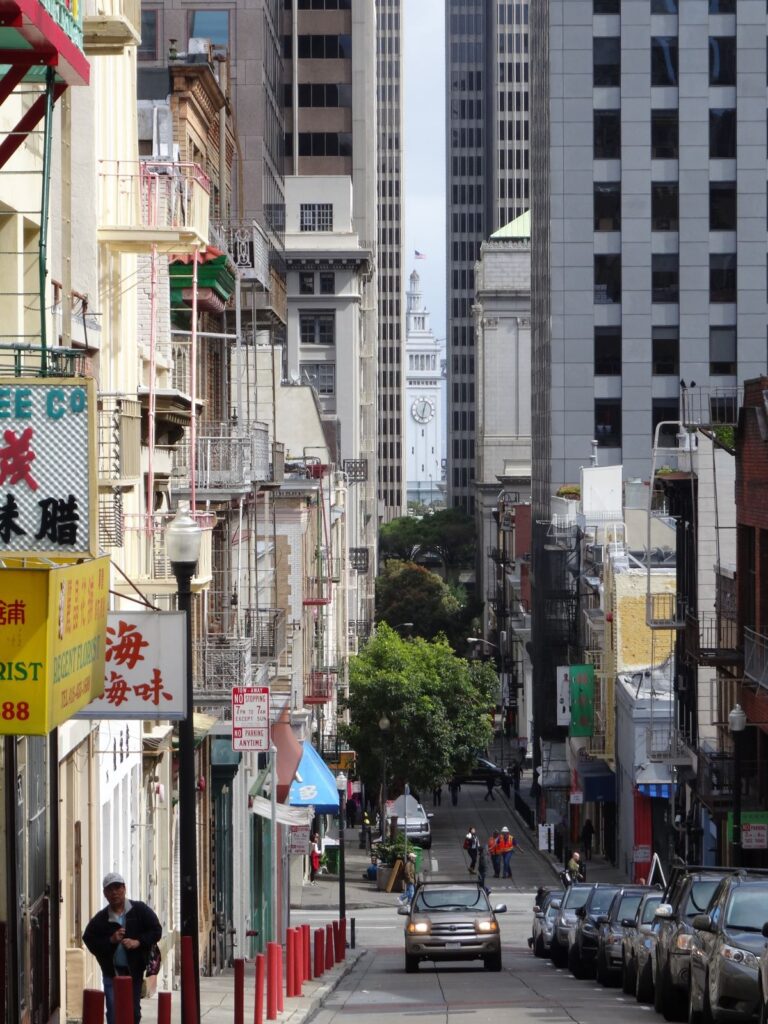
[483,775,496,802]
[498,826,515,878]
[567,850,584,882]
[500,771,511,798]
[463,825,480,872]
[477,843,490,893]
[82,872,162,1024]
[399,852,417,905]
[309,833,321,884]
[449,777,460,805]
[488,829,501,877]
[432,784,442,807]
[346,796,358,830]
[581,818,595,860]
[510,762,521,791]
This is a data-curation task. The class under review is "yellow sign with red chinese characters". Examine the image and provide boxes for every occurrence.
[0,556,109,734]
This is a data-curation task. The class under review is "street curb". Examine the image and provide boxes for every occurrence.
[286,949,366,1023]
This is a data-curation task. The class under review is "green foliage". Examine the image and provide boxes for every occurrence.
[379,508,476,574]
[375,559,462,642]
[378,516,425,562]
[373,833,412,866]
[556,484,581,499]
[711,425,735,452]
[342,624,497,795]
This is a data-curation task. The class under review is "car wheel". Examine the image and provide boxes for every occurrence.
[622,955,635,995]
[405,953,419,973]
[484,951,502,971]
[550,938,566,968]
[701,977,715,1024]
[688,985,702,1024]
[568,943,584,980]
[654,959,667,1013]
[636,957,654,1004]
[534,934,545,958]
[596,950,609,986]
[661,967,686,1022]
[760,994,768,1024]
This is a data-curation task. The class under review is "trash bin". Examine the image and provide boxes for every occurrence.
[324,847,339,875]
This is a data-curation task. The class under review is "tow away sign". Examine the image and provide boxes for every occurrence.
[232,686,270,751]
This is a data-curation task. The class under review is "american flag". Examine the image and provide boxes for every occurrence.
[414,249,426,260]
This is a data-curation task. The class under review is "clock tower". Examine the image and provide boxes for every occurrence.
[405,269,446,507]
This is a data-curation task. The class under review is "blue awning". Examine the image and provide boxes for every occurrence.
[288,742,340,814]
[636,762,675,800]
[577,759,616,803]
[638,782,672,799]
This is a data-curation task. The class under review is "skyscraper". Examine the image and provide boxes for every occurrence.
[445,0,530,513]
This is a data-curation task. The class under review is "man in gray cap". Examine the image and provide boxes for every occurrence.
[83,872,162,1024]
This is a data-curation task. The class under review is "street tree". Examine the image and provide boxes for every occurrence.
[343,623,498,797]
[376,559,462,641]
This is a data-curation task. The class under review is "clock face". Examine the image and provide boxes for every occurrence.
[411,397,435,424]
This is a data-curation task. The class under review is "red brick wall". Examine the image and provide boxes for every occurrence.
[736,378,768,630]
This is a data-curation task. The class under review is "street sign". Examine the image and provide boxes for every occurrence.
[232,686,270,751]
[288,825,310,856]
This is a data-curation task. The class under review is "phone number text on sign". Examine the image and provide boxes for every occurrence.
[232,686,270,751]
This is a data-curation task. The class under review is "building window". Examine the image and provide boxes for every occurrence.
[651,37,678,86]
[651,109,678,158]
[594,37,621,87]
[189,10,229,48]
[652,0,678,11]
[652,398,680,447]
[138,9,159,60]
[651,182,678,231]
[594,255,622,304]
[594,0,620,12]
[300,203,333,231]
[709,109,736,158]
[319,272,335,295]
[299,272,315,295]
[595,399,622,447]
[288,34,352,59]
[594,110,621,159]
[652,327,679,375]
[302,362,336,396]
[709,326,737,375]
[299,312,335,345]
[710,253,737,302]
[594,182,621,231]
[709,37,736,86]
[710,182,736,231]
[709,0,735,11]
[652,253,679,303]
[594,327,622,375]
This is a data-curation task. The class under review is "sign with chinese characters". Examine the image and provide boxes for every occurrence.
[0,556,109,734]
[288,824,311,856]
[75,611,186,720]
[232,686,270,750]
[0,378,98,557]
[568,664,595,737]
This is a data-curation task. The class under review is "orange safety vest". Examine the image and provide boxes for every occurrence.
[497,833,513,854]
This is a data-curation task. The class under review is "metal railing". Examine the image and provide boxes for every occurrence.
[685,612,740,665]
[41,0,85,48]
[170,422,272,490]
[210,219,270,288]
[646,592,687,630]
[97,394,141,481]
[0,344,92,377]
[98,160,210,241]
[195,636,252,697]
[744,627,768,690]
[123,511,216,583]
[241,607,286,662]
[680,385,742,429]
[304,670,336,705]
[645,724,693,763]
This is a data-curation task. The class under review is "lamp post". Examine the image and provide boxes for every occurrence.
[335,771,347,921]
[467,637,506,769]
[728,703,746,867]
[166,503,203,1022]
[378,715,390,837]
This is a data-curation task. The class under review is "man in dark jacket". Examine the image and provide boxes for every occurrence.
[83,872,162,1024]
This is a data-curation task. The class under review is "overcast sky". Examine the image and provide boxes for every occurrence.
[403,0,446,341]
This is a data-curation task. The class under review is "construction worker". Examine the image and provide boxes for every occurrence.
[487,830,502,878]
[498,826,515,878]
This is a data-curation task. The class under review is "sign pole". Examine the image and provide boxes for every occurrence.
[270,744,278,944]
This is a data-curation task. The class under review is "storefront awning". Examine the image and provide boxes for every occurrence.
[250,796,313,826]
[577,759,616,803]
[289,742,340,814]
[636,761,675,799]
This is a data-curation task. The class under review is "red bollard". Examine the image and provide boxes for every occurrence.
[82,989,105,1024]
[303,923,312,980]
[158,991,172,1024]
[181,935,197,1024]
[266,942,278,1021]
[293,929,303,996]
[285,928,295,997]
[314,928,325,978]
[332,919,341,962]
[325,923,335,970]
[234,958,245,1024]
[113,975,134,1024]
[338,918,346,962]
[276,943,284,1012]
[254,953,265,1024]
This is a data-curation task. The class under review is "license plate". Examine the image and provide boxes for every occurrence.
[446,942,461,949]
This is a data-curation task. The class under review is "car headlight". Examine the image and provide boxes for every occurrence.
[476,920,499,934]
[721,945,759,970]
[674,934,693,951]
[407,922,430,935]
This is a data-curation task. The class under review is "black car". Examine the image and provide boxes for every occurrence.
[568,883,621,979]
[594,886,652,986]
[456,756,508,786]
[688,872,768,1024]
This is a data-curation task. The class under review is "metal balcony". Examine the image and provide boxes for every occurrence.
[680,385,742,430]
[195,636,252,703]
[304,670,336,705]
[171,423,276,496]
[697,748,761,811]
[98,160,210,253]
[646,592,687,630]
[645,724,695,765]
[0,343,92,378]
[254,266,287,326]
[0,0,89,84]
[349,548,370,574]
[121,511,215,592]
[242,607,286,663]
[210,219,270,288]
[98,394,141,487]
[744,627,768,690]
[83,0,140,54]
[684,612,741,668]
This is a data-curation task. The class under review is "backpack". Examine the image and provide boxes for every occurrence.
[463,836,471,850]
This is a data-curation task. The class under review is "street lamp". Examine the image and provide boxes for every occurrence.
[166,503,202,1022]
[335,771,348,921]
[467,636,497,648]
[728,703,747,867]
[467,637,507,770]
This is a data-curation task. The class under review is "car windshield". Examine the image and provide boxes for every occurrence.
[725,887,768,931]
[589,887,620,916]
[685,880,720,917]
[413,889,490,913]
[617,895,642,921]
[563,886,592,910]
[642,896,662,923]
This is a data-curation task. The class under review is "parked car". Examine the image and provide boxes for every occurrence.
[651,866,735,1022]
[688,872,768,1023]
[390,794,433,849]
[532,895,562,958]
[399,881,507,972]
[594,886,652,986]
[529,886,563,954]
[621,891,663,1001]
[568,883,621,979]
[550,882,594,968]
[456,756,508,786]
